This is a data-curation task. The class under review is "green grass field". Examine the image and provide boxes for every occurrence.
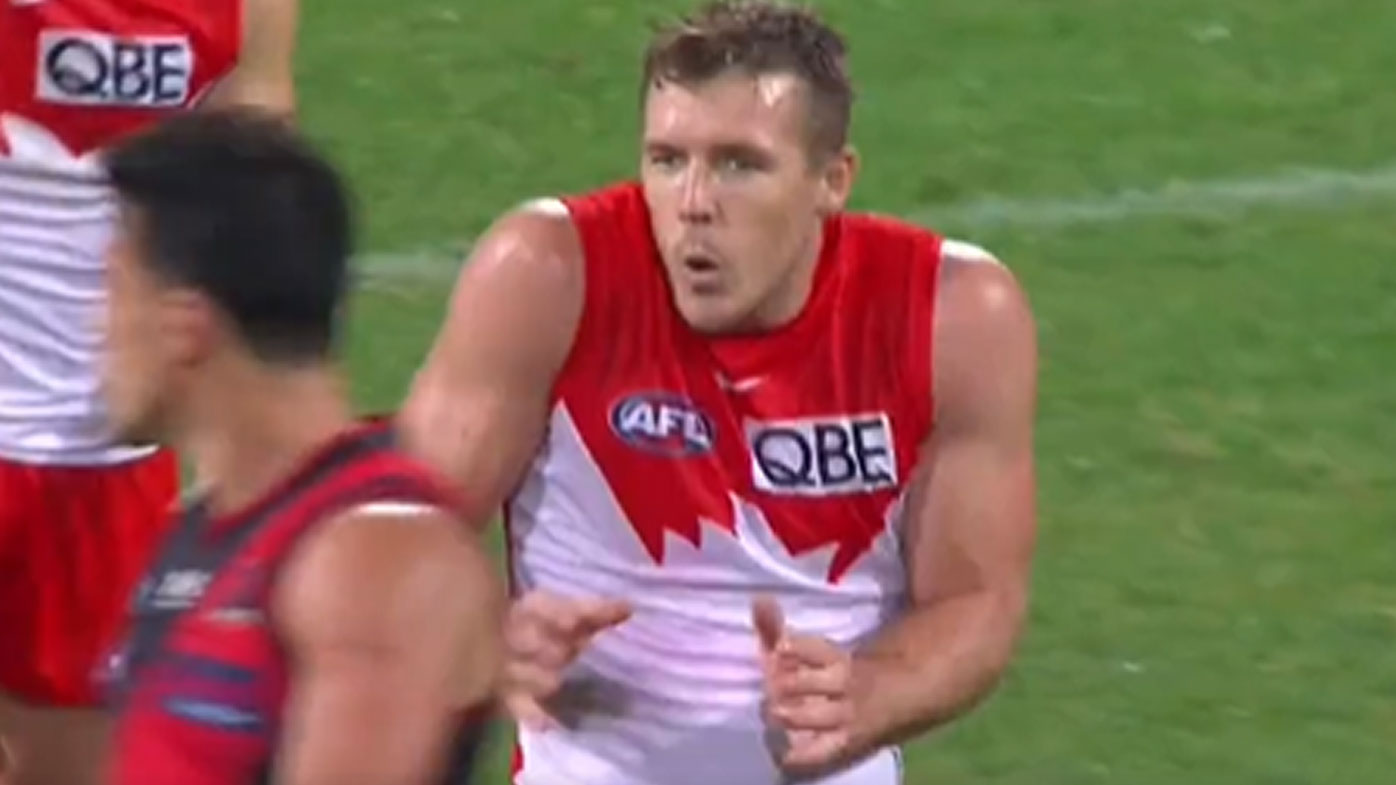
[302,1,1394,781]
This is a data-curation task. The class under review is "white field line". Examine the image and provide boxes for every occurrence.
[356,161,1396,289]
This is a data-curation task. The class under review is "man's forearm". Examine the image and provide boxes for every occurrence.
[847,589,1026,755]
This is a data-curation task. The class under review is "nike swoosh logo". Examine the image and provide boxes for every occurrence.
[717,373,766,393]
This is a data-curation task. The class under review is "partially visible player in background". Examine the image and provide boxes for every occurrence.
[401,1,1038,783]
[0,1,297,783]
[97,108,502,785]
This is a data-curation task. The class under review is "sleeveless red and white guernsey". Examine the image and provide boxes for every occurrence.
[506,182,943,785]
[0,0,240,464]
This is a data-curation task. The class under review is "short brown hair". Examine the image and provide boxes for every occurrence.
[641,1,854,157]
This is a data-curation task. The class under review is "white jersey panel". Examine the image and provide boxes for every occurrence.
[507,404,908,785]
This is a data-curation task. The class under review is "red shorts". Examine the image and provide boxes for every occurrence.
[0,450,179,706]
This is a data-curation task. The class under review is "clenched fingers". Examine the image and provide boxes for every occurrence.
[768,695,853,732]
[768,659,850,700]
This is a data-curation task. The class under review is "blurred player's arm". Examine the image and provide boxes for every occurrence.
[398,202,584,526]
[271,504,504,785]
[202,0,298,117]
[849,249,1039,751]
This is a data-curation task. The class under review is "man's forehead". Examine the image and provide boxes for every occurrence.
[751,72,805,110]
[650,70,805,105]
[645,71,809,135]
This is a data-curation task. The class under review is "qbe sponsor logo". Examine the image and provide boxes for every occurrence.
[37,29,193,107]
[747,413,898,496]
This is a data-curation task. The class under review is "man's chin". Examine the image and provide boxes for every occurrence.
[676,301,767,336]
[674,294,740,335]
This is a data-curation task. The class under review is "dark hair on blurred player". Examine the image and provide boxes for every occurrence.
[99,107,501,785]
[106,108,351,367]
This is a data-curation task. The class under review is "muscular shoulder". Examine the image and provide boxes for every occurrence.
[275,500,499,650]
[427,196,588,367]
[936,241,1032,337]
[272,500,504,706]
[468,198,584,292]
[932,240,1037,430]
[399,198,586,469]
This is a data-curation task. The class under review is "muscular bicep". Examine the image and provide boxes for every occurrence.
[904,253,1038,611]
[203,0,297,115]
[398,204,584,524]
[273,506,504,785]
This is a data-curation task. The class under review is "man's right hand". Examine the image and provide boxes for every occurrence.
[502,590,633,730]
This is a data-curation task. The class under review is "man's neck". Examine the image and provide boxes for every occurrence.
[184,365,353,517]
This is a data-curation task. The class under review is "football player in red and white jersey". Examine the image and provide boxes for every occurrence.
[0,1,297,783]
[400,2,1039,784]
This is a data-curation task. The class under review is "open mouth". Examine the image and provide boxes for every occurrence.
[683,253,719,275]
[680,253,724,294]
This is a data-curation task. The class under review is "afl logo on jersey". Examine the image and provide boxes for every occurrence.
[609,392,715,457]
[746,413,898,496]
[36,30,193,108]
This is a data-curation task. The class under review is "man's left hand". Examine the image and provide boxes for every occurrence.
[753,596,866,773]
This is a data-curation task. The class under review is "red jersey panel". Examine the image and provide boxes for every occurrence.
[0,0,241,157]
[505,182,940,785]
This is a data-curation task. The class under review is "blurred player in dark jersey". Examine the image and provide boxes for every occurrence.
[96,108,502,785]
